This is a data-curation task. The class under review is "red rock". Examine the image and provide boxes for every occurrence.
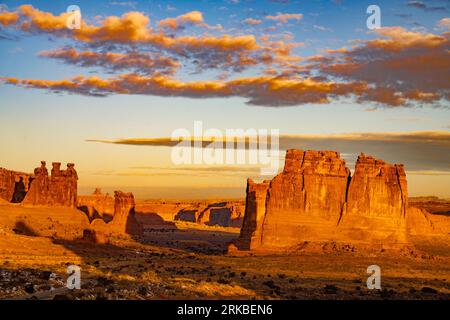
[87,191,143,238]
[339,153,408,243]
[234,179,270,250]
[1,162,77,207]
[77,189,114,221]
[22,161,78,207]
[0,168,32,203]
[83,229,108,244]
[233,149,443,251]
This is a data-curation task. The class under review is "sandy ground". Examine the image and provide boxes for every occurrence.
[0,203,449,300]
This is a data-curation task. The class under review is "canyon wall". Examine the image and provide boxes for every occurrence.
[234,149,442,251]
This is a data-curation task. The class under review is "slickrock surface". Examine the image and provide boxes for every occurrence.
[234,149,450,251]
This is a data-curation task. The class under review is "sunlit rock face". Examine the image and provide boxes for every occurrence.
[0,161,77,207]
[339,154,408,243]
[235,149,418,251]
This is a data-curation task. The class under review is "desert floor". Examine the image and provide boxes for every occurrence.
[1,213,449,300]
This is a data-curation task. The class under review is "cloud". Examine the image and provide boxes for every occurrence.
[0,11,19,26]
[110,1,137,8]
[265,13,303,23]
[437,17,450,29]
[1,74,369,105]
[158,11,222,31]
[1,5,449,108]
[0,5,300,73]
[86,131,450,172]
[311,27,450,106]
[39,47,180,75]
[0,6,254,52]
[242,18,262,26]
[313,24,332,32]
[406,1,447,12]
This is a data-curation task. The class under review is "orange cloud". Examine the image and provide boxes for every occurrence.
[39,47,180,75]
[0,5,253,51]
[158,11,221,30]
[312,27,450,105]
[0,5,310,75]
[0,11,19,26]
[1,73,371,106]
[1,5,449,108]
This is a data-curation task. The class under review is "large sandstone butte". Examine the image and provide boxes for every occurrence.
[234,150,448,251]
[0,161,78,207]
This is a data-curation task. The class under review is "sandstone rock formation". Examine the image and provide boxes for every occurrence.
[0,168,32,203]
[173,201,245,227]
[77,189,114,222]
[339,154,408,243]
[23,162,78,208]
[0,162,78,207]
[87,191,143,240]
[234,149,448,251]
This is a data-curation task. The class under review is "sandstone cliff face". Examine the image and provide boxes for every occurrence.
[234,149,440,251]
[235,179,270,250]
[262,150,350,247]
[339,154,408,243]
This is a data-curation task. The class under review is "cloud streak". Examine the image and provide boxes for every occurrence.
[39,47,180,76]
[86,131,450,172]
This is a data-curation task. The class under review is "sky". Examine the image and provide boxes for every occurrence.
[0,0,449,199]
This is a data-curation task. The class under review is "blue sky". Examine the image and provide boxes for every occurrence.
[0,0,449,198]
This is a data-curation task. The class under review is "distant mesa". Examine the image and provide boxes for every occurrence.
[232,149,449,252]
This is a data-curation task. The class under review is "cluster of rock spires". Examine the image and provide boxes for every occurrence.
[0,161,78,207]
[0,162,142,242]
[232,149,441,251]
